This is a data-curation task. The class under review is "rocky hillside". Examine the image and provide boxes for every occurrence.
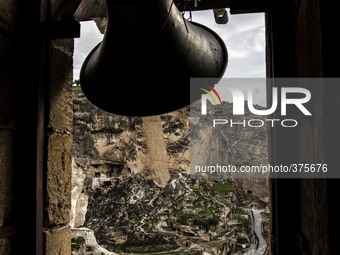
[71,90,269,255]
[190,100,269,197]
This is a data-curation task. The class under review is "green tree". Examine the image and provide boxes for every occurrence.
[73,79,80,86]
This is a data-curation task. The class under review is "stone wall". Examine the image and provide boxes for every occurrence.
[0,37,15,254]
[0,1,74,254]
[0,1,17,253]
[44,38,74,255]
[0,0,17,33]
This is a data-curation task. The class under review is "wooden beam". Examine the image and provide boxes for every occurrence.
[230,0,271,14]
[72,0,272,23]
[177,0,230,11]
[74,0,106,21]
[61,0,84,19]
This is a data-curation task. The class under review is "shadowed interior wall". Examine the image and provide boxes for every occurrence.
[270,0,340,254]
[44,38,73,255]
[0,1,17,253]
[0,1,73,254]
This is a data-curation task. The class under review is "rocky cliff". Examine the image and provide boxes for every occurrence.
[71,90,269,255]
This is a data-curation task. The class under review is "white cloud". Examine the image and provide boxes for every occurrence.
[73,21,103,80]
[192,10,266,78]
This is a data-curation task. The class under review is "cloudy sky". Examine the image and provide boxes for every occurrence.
[73,9,265,79]
[73,9,266,105]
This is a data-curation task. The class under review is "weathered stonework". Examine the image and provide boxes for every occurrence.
[0,132,14,225]
[46,133,72,226]
[71,228,118,255]
[0,132,14,255]
[44,38,74,255]
[0,19,15,255]
[48,39,73,133]
[0,0,17,32]
[45,226,71,255]
[70,159,88,228]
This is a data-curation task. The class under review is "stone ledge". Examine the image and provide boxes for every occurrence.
[45,225,71,255]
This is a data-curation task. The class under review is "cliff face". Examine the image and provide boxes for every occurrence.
[190,101,269,197]
[71,91,269,255]
[72,93,190,187]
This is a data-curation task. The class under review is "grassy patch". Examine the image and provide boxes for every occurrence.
[177,213,193,225]
[215,196,231,207]
[120,236,178,253]
[71,236,85,250]
[193,215,219,231]
[261,212,270,221]
[237,215,253,235]
[192,200,202,209]
[72,86,82,93]
[234,207,246,215]
[212,181,235,194]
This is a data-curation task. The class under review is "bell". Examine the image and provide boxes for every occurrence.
[80,0,228,116]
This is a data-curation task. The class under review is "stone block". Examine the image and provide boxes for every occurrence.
[0,131,14,226]
[48,39,73,133]
[0,36,14,117]
[0,0,17,32]
[0,239,12,255]
[45,226,71,255]
[46,133,72,226]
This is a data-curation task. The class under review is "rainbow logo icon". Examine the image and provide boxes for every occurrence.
[199,85,222,105]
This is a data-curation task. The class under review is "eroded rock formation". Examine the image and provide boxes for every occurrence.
[71,90,269,255]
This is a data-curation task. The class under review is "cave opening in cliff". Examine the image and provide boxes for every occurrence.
[71,10,270,255]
